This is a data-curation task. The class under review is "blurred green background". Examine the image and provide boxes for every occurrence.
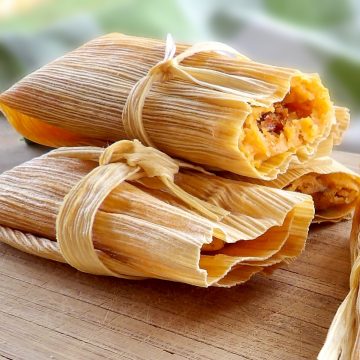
[0,0,359,151]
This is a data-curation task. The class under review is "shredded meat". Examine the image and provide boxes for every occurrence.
[285,100,313,119]
[258,102,289,134]
[311,188,357,211]
[289,174,359,211]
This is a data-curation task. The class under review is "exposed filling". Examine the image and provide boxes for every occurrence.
[287,173,359,211]
[241,75,332,167]
[258,102,295,135]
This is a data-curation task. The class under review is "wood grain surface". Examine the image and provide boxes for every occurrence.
[1,117,359,360]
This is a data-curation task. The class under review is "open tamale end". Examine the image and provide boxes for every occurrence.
[0,33,349,179]
[0,140,314,287]
[224,157,360,223]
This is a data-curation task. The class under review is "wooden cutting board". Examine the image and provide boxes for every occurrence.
[1,118,359,360]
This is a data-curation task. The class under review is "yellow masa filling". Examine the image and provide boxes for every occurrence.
[241,74,332,168]
[287,173,359,212]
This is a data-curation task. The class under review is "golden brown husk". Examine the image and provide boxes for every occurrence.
[318,199,360,359]
[0,141,314,287]
[0,33,347,179]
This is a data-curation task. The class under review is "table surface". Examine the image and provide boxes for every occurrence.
[1,118,360,360]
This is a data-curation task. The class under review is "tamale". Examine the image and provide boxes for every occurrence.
[0,33,349,179]
[225,157,360,223]
[0,140,314,287]
[318,199,360,360]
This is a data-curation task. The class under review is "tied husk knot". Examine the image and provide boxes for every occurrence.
[122,34,248,148]
[0,138,315,287]
[0,33,348,179]
[99,139,179,180]
[54,140,229,275]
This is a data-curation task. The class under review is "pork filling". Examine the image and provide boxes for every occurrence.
[257,100,313,135]
[287,173,359,211]
[241,74,332,166]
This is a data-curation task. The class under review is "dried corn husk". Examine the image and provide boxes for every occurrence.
[225,157,360,223]
[0,33,349,179]
[318,199,360,359]
[0,140,314,287]
[333,106,350,145]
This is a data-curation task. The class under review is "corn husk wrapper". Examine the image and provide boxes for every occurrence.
[0,33,349,180]
[0,140,314,287]
[225,157,360,223]
[318,199,360,359]
[333,106,350,145]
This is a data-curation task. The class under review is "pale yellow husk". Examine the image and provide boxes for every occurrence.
[0,140,314,287]
[0,33,348,179]
[318,199,360,359]
[333,106,350,145]
[225,157,360,223]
